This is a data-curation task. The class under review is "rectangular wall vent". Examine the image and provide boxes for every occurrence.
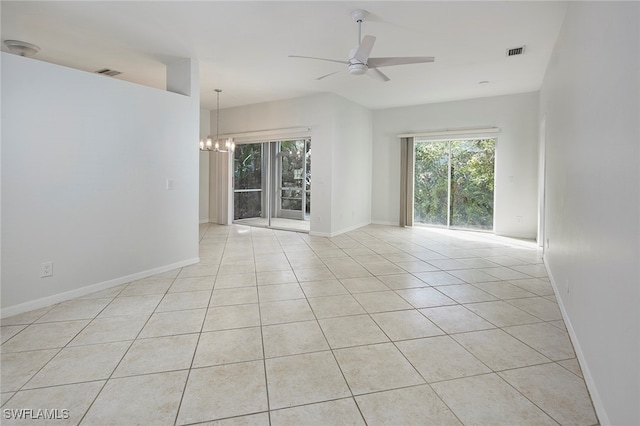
[94,68,122,77]
[507,46,525,57]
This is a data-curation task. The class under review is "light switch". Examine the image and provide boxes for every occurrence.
[166,179,175,190]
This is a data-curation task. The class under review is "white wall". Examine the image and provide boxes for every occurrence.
[1,53,200,314]
[539,3,639,425]
[215,93,372,236]
[331,96,373,235]
[199,108,211,223]
[372,92,539,238]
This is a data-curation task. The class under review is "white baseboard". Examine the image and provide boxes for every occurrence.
[543,256,608,425]
[371,220,399,226]
[310,221,372,238]
[199,219,210,224]
[0,257,200,319]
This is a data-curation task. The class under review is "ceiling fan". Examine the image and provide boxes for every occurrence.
[289,10,435,82]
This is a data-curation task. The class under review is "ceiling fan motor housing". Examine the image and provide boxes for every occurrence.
[348,63,368,75]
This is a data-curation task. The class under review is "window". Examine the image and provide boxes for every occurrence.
[414,138,495,231]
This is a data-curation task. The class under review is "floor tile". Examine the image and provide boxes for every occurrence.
[394,260,439,273]
[432,373,556,425]
[77,284,127,300]
[319,315,389,348]
[472,281,537,299]
[169,276,215,293]
[356,385,462,425]
[199,412,270,425]
[479,267,530,280]
[499,363,597,425]
[114,334,198,377]
[507,297,563,321]
[299,279,349,297]
[511,264,549,277]
[509,278,555,296]
[120,279,173,297]
[98,295,163,318]
[371,310,444,341]
[35,298,112,322]
[396,287,456,308]
[83,371,187,426]
[352,291,413,313]
[262,320,329,358]
[464,300,540,327]
[362,262,406,276]
[178,263,218,278]
[215,273,257,289]
[504,322,575,360]
[557,358,584,378]
[0,349,58,391]
[210,287,258,307]
[70,314,149,346]
[377,274,428,290]
[178,361,267,424]
[271,398,364,426]
[156,290,211,312]
[437,284,498,303]
[265,351,350,409]
[24,341,130,389]
[452,329,550,371]
[308,294,366,318]
[0,325,26,344]
[256,270,297,286]
[258,283,304,302]
[419,305,495,334]
[193,327,263,367]
[1,381,104,426]
[202,304,260,331]
[0,307,52,326]
[139,309,206,338]
[334,343,425,395]
[0,320,89,353]
[397,336,490,382]
[340,277,389,293]
[293,266,335,282]
[413,271,464,286]
[328,264,372,279]
[260,299,315,325]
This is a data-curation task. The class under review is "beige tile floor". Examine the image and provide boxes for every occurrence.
[0,224,599,425]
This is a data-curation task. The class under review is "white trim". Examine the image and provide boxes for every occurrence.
[371,220,400,226]
[199,219,210,224]
[310,221,371,238]
[398,127,500,139]
[544,257,608,426]
[220,126,311,144]
[0,258,200,319]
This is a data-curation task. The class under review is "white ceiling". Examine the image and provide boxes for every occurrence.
[1,1,567,111]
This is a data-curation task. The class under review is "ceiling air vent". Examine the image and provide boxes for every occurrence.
[507,46,525,57]
[94,68,122,77]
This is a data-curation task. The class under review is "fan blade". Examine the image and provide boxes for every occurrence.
[367,57,435,68]
[368,68,390,82]
[316,71,341,80]
[289,55,349,65]
[354,35,376,64]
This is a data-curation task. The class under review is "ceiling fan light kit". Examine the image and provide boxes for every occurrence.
[289,9,434,82]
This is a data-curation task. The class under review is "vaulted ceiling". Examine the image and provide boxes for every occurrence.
[1,1,567,110]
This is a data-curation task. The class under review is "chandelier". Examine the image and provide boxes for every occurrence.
[200,89,235,153]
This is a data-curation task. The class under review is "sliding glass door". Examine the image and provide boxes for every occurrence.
[414,138,495,231]
[233,139,311,231]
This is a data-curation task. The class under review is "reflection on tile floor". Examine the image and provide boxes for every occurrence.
[0,224,599,425]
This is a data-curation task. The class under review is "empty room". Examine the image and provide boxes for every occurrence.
[1,1,638,425]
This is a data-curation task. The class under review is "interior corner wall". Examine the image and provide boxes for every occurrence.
[1,53,200,314]
[539,3,639,425]
[199,108,211,223]
[372,92,539,238]
[331,96,373,235]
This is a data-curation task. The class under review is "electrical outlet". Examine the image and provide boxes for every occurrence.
[41,261,53,278]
